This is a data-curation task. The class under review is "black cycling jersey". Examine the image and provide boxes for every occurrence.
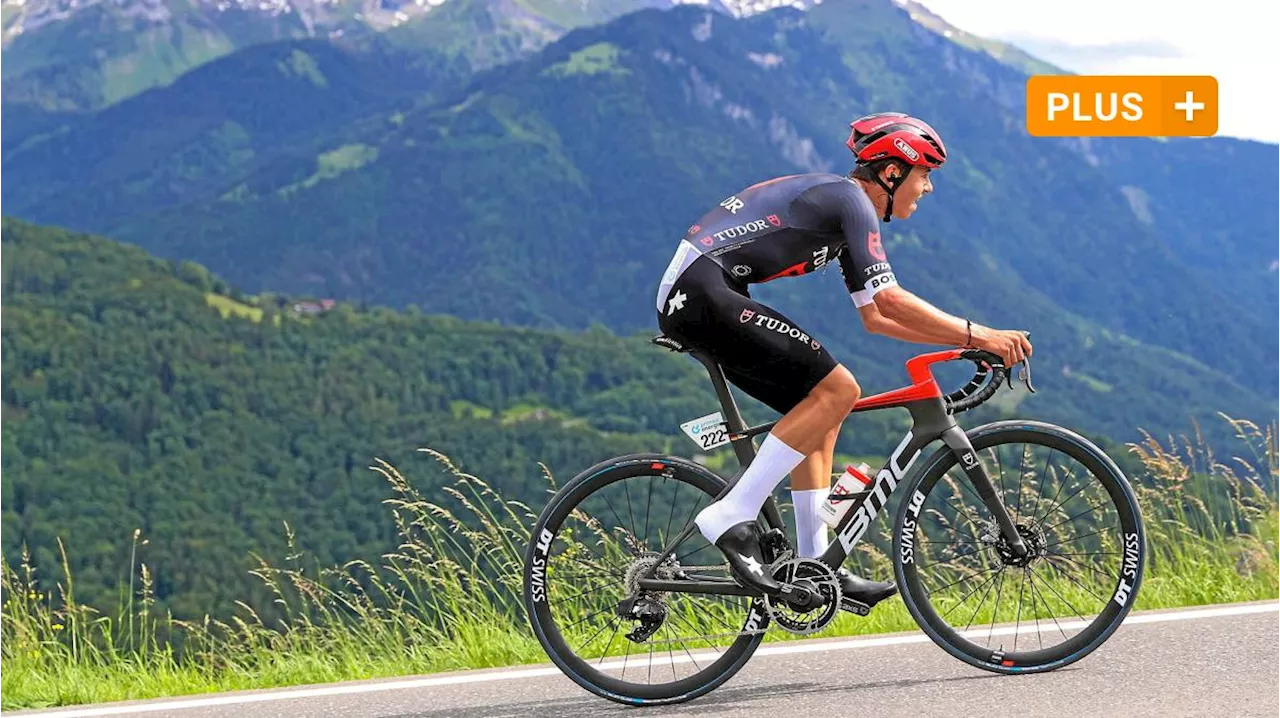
[655,172,896,316]
[653,172,896,415]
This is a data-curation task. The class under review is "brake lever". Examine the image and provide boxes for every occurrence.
[1008,331,1036,394]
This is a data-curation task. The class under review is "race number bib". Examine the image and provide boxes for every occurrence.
[680,412,730,451]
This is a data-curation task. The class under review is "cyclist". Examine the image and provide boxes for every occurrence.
[654,112,1033,611]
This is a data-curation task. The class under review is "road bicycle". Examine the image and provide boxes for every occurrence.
[523,333,1146,706]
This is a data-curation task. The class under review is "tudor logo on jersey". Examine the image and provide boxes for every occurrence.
[740,309,756,323]
[867,231,886,262]
[767,214,781,227]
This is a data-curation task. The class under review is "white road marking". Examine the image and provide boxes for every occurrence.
[20,601,1277,718]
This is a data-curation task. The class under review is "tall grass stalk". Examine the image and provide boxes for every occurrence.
[3,417,1276,711]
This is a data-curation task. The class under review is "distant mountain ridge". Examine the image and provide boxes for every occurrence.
[2,1,1274,457]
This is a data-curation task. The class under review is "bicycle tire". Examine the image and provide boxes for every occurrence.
[523,453,767,705]
[892,420,1146,674]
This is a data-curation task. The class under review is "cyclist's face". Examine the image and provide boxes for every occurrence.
[889,166,934,219]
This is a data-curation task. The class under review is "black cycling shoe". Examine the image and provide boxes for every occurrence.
[713,521,784,597]
[836,568,897,615]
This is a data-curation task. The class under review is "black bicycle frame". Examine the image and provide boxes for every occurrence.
[635,341,1028,597]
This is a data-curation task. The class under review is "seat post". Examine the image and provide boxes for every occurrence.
[689,349,758,468]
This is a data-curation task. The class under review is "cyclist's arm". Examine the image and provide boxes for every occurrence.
[820,179,976,347]
[862,286,970,346]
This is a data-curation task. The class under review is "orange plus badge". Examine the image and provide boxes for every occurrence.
[1025,75,1218,137]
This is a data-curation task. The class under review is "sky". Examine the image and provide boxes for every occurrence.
[913,0,1280,144]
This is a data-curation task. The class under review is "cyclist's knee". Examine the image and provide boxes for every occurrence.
[812,365,861,411]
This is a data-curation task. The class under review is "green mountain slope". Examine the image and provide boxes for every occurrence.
[0,216,748,618]
[2,3,1273,445]
[9,2,1265,396]
[3,38,457,223]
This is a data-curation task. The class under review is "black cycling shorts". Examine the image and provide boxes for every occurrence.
[656,255,839,415]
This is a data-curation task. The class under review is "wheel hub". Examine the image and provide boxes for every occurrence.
[985,522,1045,568]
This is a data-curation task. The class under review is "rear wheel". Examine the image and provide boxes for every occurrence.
[523,454,767,705]
[893,421,1145,673]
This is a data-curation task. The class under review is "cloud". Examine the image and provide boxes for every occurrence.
[994,34,1187,69]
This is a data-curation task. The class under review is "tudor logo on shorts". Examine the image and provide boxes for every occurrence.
[740,309,756,323]
[767,214,781,227]
[748,313,820,349]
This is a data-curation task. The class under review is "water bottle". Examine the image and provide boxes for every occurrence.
[818,463,873,529]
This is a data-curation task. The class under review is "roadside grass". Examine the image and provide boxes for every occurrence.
[3,416,1276,711]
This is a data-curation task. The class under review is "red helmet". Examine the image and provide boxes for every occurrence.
[846,112,947,169]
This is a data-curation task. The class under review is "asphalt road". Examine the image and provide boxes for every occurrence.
[13,601,1278,718]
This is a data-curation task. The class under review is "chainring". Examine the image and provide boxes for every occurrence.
[763,557,842,635]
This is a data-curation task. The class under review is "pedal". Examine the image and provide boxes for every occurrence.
[840,597,871,616]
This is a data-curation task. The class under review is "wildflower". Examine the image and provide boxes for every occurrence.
[53,623,64,631]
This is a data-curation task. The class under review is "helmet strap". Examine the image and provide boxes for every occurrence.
[873,166,907,223]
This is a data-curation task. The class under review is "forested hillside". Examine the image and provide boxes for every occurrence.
[1,218,759,618]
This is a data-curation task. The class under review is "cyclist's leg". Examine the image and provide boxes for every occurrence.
[657,257,859,592]
[788,425,840,557]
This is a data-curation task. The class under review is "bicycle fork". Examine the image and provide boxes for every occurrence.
[941,426,1029,559]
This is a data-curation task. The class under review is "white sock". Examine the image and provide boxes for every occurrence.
[695,433,806,544]
[791,488,830,558]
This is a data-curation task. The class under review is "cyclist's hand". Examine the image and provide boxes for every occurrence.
[975,327,1033,367]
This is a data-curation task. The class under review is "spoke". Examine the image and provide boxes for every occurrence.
[663,478,679,550]
[1042,524,1117,550]
[666,609,726,655]
[986,566,1008,647]
[921,544,994,573]
[561,554,625,580]
[574,613,620,655]
[1026,448,1056,528]
[1041,497,1113,534]
[666,620,680,682]
[1033,462,1071,527]
[1030,563,1090,625]
[647,628,655,685]
[1026,569,1069,641]
[601,496,638,556]
[993,444,1006,515]
[951,467,989,516]
[623,479,640,551]
[676,591,741,633]
[941,566,1004,622]
[1013,443,1030,524]
[1013,567,1028,653]
[931,564,1001,596]
[561,604,617,633]
[596,617,624,665]
[643,476,655,544]
[962,566,1005,634]
[1033,468,1091,528]
[1042,554,1110,604]
[948,498,989,540]
[621,630,632,681]
[550,581,617,607]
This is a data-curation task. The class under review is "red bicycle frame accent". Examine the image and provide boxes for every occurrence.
[850,348,966,412]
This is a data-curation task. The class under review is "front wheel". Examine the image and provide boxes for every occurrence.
[893,420,1146,674]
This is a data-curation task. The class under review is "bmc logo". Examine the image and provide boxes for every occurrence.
[837,432,920,551]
